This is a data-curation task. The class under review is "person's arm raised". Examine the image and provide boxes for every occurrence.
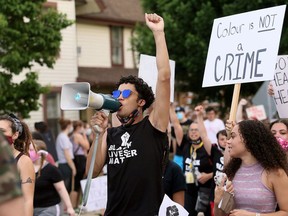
[169,104,184,146]
[195,105,212,155]
[146,13,171,133]
[235,98,247,123]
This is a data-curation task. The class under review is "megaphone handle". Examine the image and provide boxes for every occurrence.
[82,132,99,206]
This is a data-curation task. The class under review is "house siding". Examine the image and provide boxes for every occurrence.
[8,0,143,132]
[14,0,79,129]
[77,23,111,67]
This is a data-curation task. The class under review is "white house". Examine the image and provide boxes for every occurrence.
[14,0,144,137]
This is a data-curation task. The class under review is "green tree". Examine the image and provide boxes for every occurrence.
[0,0,73,118]
[133,0,288,115]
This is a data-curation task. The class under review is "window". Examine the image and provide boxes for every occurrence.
[45,92,61,138]
[111,26,123,66]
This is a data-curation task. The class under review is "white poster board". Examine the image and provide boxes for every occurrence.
[271,55,288,118]
[203,5,286,87]
[158,194,189,216]
[138,54,175,102]
[246,104,267,120]
[80,176,107,212]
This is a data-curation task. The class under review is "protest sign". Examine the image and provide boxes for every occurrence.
[203,5,286,87]
[252,81,277,120]
[271,55,288,118]
[202,5,286,124]
[246,104,267,120]
[158,194,189,216]
[80,176,107,212]
[138,54,175,102]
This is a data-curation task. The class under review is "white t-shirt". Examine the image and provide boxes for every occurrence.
[204,118,225,144]
[55,132,74,163]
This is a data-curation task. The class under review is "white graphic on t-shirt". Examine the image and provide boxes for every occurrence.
[121,132,132,148]
[108,132,137,164]
[215,156,224,179]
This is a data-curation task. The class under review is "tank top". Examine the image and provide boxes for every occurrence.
[105,116,166,216]
[15,152,24,163]
[233,163,277,213]
[70,135,85,156]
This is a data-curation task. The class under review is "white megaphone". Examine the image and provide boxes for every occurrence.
[60,82,121,113]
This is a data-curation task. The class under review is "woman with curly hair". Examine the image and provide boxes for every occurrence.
[215,120,288,216]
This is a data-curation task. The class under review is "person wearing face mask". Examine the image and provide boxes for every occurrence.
[171,111,213,216]
[83,121,94,146]
[30,139,75,216]
[0,114,35,216]
[270,119,288,153]
[55,118,76,193]
[172,106,192,170]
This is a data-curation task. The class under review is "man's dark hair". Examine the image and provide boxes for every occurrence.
[115,75,155,111]
[216,129,227,139]
[32,131,44,141]
[34,121,48,133]
[205,106,216,113]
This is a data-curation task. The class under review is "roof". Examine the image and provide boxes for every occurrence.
[77,67,138,87]
[77,0,145,25]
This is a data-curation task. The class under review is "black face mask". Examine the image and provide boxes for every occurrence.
[188,136,202,145]
[116,109,139,127]
[218,144,225,152]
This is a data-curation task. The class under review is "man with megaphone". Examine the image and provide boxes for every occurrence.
[86,13,171,216]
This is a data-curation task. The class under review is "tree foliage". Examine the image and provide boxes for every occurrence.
[0,0,73,118]
[133,0,288,113]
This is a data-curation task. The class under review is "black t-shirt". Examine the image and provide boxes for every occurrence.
[210,144,224,177]
[34,163,63,207]
[182,136,213,190]
[163,160,187,199]
[105,116,166,216]
[42,131,58,161]
[210,144,224,200]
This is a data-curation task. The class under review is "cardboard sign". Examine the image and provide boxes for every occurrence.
[271,55,288,118]
[203,5,286,87]
[138,54,175,102]
[80,176,107,212]
[246,104,267,121]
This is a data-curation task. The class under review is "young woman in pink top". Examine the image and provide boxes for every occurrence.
[215,120,288,216]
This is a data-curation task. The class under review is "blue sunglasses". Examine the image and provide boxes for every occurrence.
[112,89,133,99]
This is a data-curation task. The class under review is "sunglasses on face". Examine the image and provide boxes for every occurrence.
[112,89,134,99]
